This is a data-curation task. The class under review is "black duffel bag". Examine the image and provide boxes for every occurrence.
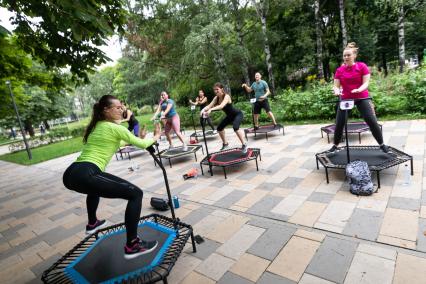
[150,197,169,211]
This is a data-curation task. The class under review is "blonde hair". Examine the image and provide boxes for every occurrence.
[344,42,359,56]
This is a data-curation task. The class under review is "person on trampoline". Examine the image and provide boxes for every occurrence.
[63,95,161,259]
[201,82,248,153]
[122,104,140,136]
[152,91,188,151]
[329,42,388,153]
[189,89,216,133]
[242,72,278,130]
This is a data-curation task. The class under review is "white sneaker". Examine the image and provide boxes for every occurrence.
[241,143,248,154]
[182,144,188,151]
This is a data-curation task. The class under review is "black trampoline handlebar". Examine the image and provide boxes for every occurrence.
[146,143,176,220]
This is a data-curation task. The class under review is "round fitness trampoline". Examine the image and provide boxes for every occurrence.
[316,145,413,188]
[244,123,284,141]
[190,129,218,139]
[156,144,204,168]
[42,145,197,284]
[320,122,383,144]
[200,147,261,179]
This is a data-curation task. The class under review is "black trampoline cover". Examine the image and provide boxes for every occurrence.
[322,122,369,133]
[246,124,283,133]
[65,221,176,284]
[160,145,199,157]
[210,149,253,164]
[327,148,397,166]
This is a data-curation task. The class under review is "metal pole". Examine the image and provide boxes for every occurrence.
[344,109,350,163]
[6,81,32,160]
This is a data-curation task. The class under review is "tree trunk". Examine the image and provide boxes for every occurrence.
[213,34,231,95]
[314,0,324,79]
[253,0,276,95]
[398,2,405,73]
[231,0,250,86]
[382,52,388,76]
[338,0,347,50]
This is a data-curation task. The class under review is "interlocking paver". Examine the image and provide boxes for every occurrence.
[344,251,394,284]
[343,209,383,241]
[267,236,320,282]
[0,120,425,283]
[306,236,357,283]
[393,253,426,284]
[218,271,255,284]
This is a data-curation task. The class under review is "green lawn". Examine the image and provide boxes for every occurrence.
[0,137,83,165]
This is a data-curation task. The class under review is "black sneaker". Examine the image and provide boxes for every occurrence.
[380,144,389,153]
[85,219,107,234]
[273,124,278,129]
[328,145,338,153]
[124,238,158,259]
[220,143,229,151]
[254,126,259,131]
[241,143,248,154]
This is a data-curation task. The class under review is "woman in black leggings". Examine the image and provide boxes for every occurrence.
[201,82,247,153]
[63,95,161,259]
[329,42,388,153]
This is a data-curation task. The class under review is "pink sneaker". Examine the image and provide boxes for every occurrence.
[85,219,107,234]
[124,238,158,259]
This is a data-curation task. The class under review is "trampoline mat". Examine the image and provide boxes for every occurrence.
[322,122,369,133]
[210,149,254,164]
[160,145,199,157]
[66,221,176,283]
[326,148,397,166]
[245,124,283,133]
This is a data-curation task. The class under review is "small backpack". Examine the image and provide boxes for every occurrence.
[345,160,375,196]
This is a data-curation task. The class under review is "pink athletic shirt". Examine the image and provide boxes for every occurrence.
[334,62,370,100]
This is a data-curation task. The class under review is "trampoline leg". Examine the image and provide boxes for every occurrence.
[163,278,168,284]
[223,167,227,179]
[266,133,268,141]
[201,145,204,155]
[200,163,204,175]
[194,152,197,162]
[376,171,381,189]
[410,158,414,175]
[327,134,330,144]
[325,167,329,184]
[316,157,319,170]
[168,159,172,168]
[321,130,323,138]
[190,231,197,253]
[358,133,361,144]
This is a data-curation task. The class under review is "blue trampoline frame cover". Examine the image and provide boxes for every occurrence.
[64,221,177,284]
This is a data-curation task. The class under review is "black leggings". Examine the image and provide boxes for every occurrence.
[217,111,244,132]
[200,116,215,131]
[334,99,383,145]
[63,162,143,244]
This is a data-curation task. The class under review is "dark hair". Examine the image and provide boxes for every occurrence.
[213,82,225,90]
[83,95,118,143]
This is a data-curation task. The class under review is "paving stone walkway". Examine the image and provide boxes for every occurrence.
[0,120,425,283]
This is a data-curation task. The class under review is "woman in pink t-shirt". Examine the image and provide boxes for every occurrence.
[329,42,388,153]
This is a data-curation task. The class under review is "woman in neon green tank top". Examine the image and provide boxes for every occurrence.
[63,95,161,259]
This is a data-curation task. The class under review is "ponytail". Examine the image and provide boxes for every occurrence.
[83,95,117,143]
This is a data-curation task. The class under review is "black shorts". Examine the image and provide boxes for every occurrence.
[253,99,271,114]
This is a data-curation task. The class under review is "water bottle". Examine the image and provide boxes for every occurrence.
[172,196,180,209]
[402,164,411,186]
